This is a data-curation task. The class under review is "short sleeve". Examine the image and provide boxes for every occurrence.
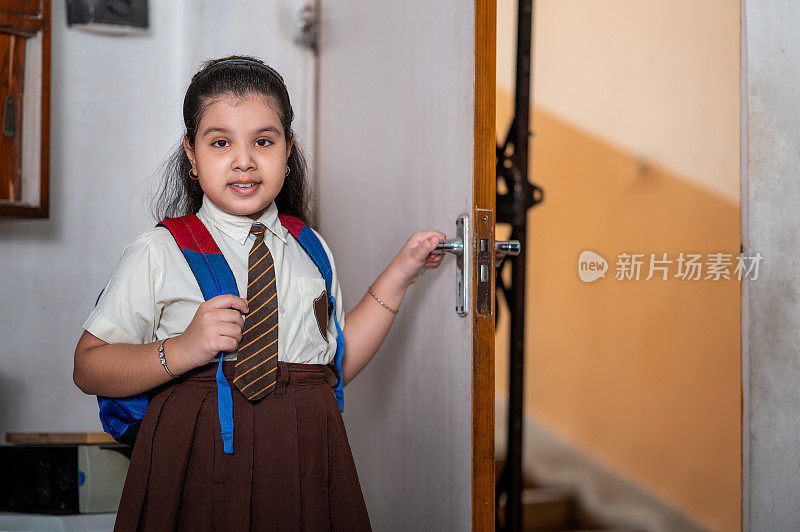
[82,232,164,345]
[311,228,345,333]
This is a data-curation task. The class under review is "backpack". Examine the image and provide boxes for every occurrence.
[95,213,345,454]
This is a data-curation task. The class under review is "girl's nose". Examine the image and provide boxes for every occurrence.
[231,146,256,171]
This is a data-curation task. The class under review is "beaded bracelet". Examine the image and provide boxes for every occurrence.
[157,338,177,378]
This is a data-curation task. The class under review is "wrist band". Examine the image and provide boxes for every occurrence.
[368,285,399,315]
[158,338,177,378]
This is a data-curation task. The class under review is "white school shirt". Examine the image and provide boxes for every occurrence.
[82,194,345,365]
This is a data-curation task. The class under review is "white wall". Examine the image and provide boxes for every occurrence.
[0,0,312,437]
[742,1,800,529]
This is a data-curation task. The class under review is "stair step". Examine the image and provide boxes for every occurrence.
[498,487,575,530]
[522,487,573,530]
[495,458,643,531]
[532,530,645,532]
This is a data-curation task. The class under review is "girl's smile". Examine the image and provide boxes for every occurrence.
[183,92,293,220]
[229,181,260,196]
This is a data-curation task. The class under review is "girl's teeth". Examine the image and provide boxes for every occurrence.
[233,183,254,188]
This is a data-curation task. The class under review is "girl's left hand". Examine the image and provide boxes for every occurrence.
[387,230,447,288]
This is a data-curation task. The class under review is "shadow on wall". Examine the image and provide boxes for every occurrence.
[0,371,26,433]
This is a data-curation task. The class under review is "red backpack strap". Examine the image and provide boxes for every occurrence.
[278,212,305,239]
[157,214,223,254]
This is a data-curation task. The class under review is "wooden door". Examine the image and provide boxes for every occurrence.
[317,1,495,529]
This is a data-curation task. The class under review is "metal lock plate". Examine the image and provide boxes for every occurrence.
[432,214,470,316]
[434,211,514,317]
[474,208,494,318]
[455,214,470,316]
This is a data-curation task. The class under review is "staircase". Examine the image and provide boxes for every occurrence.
[495,459,645,532]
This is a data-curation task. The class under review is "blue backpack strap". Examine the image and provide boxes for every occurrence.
[279,213,345,412]
[157,214,239,454]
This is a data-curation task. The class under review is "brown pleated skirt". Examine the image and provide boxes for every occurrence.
[113,360,371,531]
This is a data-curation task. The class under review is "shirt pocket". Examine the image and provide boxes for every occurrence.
[296,276,329,354]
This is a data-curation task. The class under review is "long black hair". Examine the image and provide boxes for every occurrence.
[150,54,314,226]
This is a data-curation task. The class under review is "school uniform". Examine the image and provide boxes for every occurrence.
[83,194,371,531]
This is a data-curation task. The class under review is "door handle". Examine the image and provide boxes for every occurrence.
[432,237,464,255]
[494,240,521,267]
[433,236,520,262]
[431,214,521,316]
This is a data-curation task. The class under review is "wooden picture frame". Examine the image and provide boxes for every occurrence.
[0,0,51,218]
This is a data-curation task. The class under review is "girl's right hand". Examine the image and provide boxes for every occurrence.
[173,294,249,370]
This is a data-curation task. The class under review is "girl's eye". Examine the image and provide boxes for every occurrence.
[212,140,230,148]
[255,139,272,147]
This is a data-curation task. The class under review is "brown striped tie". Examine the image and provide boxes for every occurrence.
[233,222,279,401]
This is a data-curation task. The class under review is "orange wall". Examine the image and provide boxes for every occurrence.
[495,93,741,531]
[497,0,741,204]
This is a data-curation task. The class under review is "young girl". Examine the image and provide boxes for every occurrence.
[73,55,445,531]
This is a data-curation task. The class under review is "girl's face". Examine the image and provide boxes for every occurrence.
[183,92,293,220]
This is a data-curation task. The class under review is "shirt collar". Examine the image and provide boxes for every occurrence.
[197,194,287,246]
